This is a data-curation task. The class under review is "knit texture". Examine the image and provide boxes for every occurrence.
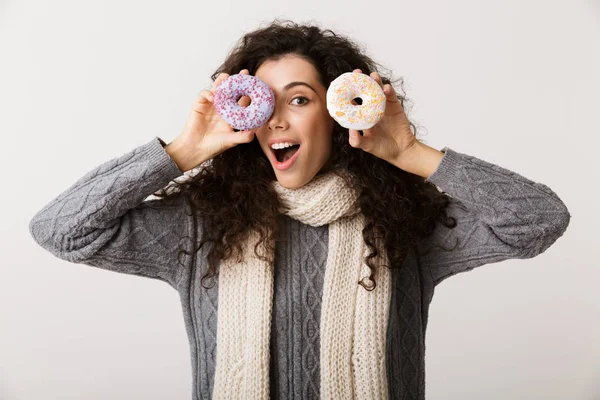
[28,137,571,399]
[213,171,391,399]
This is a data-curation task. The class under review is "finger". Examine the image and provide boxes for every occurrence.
[214,73,228,89]
[370,71,383,87]
[240,69,249,75]
[197,89,214,104]
[348,129,364,148]
[353,68,362,74]
[213,72,229,91]
[382,83,399,103]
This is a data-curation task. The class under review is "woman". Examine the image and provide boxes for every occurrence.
[29,19,571,399]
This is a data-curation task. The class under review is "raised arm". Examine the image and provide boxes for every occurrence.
[413,146,571,287]
[28,137,192,290]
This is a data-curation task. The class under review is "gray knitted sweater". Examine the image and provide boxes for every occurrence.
[28,137,571,399]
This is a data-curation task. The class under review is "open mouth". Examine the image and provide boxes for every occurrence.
[272,144,300,163]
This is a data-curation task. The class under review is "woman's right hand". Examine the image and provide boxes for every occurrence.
[166,69,255,171]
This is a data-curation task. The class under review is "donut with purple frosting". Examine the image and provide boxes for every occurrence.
[213,74,275,131]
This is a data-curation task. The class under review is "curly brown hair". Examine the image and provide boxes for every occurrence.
[153,19,457,290]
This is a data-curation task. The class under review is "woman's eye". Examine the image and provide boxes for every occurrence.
[291,96,309,105]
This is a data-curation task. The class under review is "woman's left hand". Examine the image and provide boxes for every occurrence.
[347,69,419,164]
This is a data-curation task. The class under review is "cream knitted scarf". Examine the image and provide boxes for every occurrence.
[212,171,392,399]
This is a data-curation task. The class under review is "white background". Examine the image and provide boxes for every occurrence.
[2,0,598,399]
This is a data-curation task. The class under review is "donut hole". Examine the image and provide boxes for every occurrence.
[351,97,363,105]
[237,95,252,107]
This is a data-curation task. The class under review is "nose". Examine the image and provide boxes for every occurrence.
[266,107,288,131]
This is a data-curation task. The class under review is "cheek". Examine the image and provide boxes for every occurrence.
[311,127,333,159]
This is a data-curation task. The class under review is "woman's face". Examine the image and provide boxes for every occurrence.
[254,54,334,189]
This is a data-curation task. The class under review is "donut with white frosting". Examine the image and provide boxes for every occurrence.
[326,72,386,130]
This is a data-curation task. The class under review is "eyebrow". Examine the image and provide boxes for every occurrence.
[283,81,318,94]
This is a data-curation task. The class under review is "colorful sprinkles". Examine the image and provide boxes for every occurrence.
[326,72,386,130]
[213,74,275,131]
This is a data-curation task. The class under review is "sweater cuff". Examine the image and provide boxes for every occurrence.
[424,147,462,190]
[144,136,184,179]
[157,137,168,147]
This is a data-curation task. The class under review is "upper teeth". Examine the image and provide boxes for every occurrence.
[271,142,297,150]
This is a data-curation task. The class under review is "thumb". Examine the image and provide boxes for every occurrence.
[232,130,255,144]
[348,129,364,148]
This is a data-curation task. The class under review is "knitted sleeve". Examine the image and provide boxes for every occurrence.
[417,147,571,287]
[28,136,190,290]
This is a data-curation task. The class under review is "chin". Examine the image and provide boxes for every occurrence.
[274,172,312,190]
[275,177,303,189]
